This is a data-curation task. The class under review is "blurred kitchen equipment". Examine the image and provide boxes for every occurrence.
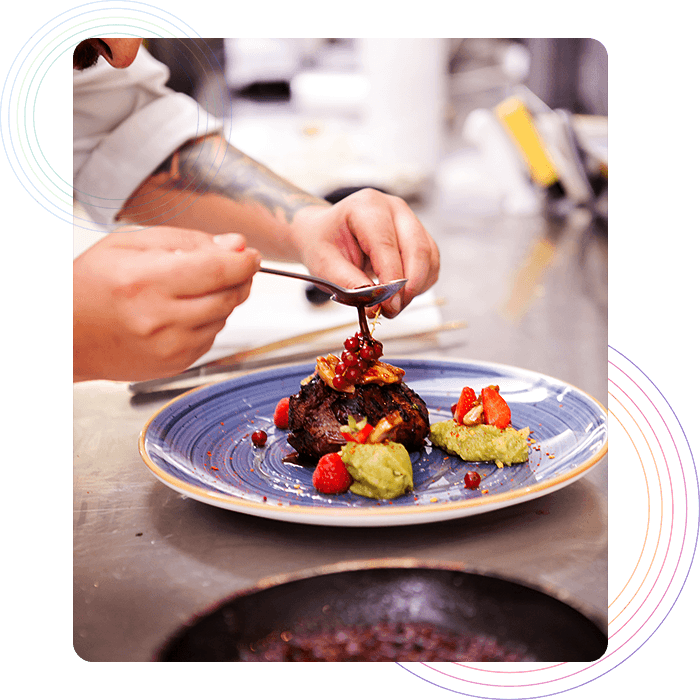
[455,42,607,220]
[223,39,316,93]
[496,87,607,219]
[291,70,369,117]
[462,107,541,215]
[495,95,560,190]
[358,39,448,187]
[304,283,333,305]
[156,559,607,662]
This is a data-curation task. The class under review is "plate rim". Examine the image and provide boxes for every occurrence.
[138,358,608,525]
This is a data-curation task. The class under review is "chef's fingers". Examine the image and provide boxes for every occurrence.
[140,278,255,369]
[347,191,407,290]
[170,282,254,328]
[144,320,230,372]
[339,190,439,317]
[388,202,440,312]
[139,245,261,298]
[109,225,231,252]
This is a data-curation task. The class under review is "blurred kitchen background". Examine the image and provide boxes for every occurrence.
[80,38,608,404]
[144,38,607,219]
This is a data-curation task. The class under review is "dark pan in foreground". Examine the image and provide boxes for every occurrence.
[156,560,607,662]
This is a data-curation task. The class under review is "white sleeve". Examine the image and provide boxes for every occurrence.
[73,47,223,228]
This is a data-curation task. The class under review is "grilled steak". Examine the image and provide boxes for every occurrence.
[287,374,430,460]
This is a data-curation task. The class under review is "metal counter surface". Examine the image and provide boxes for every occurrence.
[74,210,608,662]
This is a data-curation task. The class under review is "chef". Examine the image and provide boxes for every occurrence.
[73,38,440,382]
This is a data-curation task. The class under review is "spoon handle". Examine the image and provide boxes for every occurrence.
[258,267,342,296]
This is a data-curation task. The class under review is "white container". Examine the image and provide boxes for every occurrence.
[357,39,448,179]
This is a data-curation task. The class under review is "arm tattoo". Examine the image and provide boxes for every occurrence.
[157,136,327,224]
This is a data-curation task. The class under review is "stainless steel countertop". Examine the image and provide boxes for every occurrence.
[73,207,608,662]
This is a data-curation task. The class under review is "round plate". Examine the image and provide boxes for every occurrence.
[139,359,607,526]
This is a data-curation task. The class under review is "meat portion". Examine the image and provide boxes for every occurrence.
[287,374,430,460]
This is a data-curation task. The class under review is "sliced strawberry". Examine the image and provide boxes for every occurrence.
[453,386,478,424]
[273,397,290,429]
[481,385,511,429]
[312,452,353,494]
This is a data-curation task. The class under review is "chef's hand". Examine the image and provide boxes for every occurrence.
[290,188,440,317]
[73,227,260,382]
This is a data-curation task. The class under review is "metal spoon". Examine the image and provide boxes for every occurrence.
[258,267,407,307]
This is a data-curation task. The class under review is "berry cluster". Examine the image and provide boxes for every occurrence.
[332,332,384,390]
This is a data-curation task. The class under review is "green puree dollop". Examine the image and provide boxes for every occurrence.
[340,442,413,499]
[429,421,530,466]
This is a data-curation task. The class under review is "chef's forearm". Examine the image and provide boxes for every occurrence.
[117,134,330,259]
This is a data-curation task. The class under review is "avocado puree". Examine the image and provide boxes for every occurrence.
[340,442,413,499]
[429,421,529,466]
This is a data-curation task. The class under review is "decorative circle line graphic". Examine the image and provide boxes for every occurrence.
[397,346,698,698]
[1,2,234,232]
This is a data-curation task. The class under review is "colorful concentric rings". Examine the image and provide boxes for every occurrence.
[397,346,698,697]
[1,2,231,232]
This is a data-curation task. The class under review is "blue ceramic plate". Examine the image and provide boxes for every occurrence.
[139,359,607,527]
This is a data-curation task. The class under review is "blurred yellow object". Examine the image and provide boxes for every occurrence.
[496,97,558,188]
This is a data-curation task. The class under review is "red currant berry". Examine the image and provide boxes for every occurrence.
[344,335,360,352]
[251,430,267,447]
[341,351,358,366]
[332,375,346,390]
[464,471,481,490]
[335,361,346,376]
[359,345,374,361]
[345,366,361,383]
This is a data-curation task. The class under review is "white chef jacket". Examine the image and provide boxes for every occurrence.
[73,47,223,228]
